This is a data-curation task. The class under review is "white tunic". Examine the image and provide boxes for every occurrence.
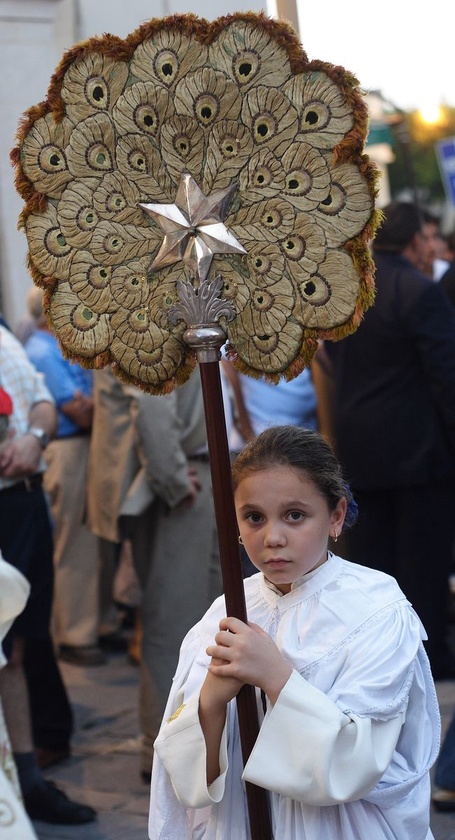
[149,554,440,840]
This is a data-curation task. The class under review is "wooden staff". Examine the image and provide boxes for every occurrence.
[184,319,272,840]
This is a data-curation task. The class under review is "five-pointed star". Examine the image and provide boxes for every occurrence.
[139,172,246,283]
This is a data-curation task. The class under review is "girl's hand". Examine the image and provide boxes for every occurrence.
[201,657,244,710]
[199,651,244,784]
[206,617,293,704]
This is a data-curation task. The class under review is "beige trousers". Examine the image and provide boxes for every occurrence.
[44,436,100,647]
[130,460,222,774]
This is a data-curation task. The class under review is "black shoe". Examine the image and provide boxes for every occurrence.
[59,644,107,666]
[24,780,96,824]
[98,631,128,652]
[115,602,137,630]
[431,654,455,681]
[35,746,71,769]
[432,788,455,811]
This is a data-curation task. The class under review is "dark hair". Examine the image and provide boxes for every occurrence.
[445,230,455,254]
[421,209,440,227]
[373,201,423,254]
[232,425,358,528]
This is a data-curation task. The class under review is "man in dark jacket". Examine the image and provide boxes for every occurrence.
[326,201,455,679]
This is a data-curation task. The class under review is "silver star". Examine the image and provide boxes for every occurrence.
[139,172,246,283]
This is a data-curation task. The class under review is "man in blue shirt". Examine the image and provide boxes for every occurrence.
[25,288,104,668]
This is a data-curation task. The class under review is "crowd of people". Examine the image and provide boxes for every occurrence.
[0,200,455,837]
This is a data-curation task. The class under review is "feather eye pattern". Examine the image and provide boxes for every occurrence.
[12,12,379,393]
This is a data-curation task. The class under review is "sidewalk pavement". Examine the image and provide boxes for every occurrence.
[32,649,455,840]
[34,651,149,840]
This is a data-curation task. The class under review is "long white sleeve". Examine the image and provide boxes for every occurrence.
[154,694,229,808]
[155,670,404,809]
[243,670,404,805]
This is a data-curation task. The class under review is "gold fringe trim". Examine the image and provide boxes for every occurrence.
[11,11,379,393]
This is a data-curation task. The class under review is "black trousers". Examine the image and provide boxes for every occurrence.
[345,482,455,677]
[0,483,73,749]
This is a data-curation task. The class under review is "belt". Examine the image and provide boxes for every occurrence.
[188,453,210,463]
[55,431,90,440]
[0,474,43,494]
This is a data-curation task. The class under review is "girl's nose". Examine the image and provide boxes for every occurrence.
[264,524,286,546]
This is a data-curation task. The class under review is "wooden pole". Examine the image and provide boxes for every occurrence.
[198,359,272,840]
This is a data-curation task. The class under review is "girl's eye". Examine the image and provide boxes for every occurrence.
[288,510,304,522]
[246,512,263,523]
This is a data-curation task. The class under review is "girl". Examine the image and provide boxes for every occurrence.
[149,426,440,840]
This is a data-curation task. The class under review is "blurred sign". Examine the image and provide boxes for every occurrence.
[436,137,455,206]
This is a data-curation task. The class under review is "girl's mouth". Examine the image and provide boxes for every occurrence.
[265,558,289,568]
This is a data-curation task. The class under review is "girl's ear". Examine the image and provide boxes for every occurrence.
[331,496,347,534]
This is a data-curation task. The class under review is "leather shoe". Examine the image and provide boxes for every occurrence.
[432,788,455,811]
[24,780,96,824]
[59,644,106,666]
[98,631,128,652]
[35,746,70,769]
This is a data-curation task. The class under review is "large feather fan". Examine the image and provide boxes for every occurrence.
[12,12,380,394]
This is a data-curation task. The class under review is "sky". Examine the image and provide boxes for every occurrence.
[271,0,454,116]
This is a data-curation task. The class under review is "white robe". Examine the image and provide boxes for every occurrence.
[149,554,440,840]
[0,553,38,840]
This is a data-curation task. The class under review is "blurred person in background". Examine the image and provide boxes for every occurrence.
[439,230,455,303]
[25,288,105,668]
[87,366,144,664]
[421,209,447,280]
[325,201,455,680]
[0,322,96,824]
[127,376,223,782]
[87,365,226,782]
[221,363,318,447]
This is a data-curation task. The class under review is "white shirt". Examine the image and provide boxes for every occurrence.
[0,326,54,490]
[237,368,317,436]
[150,555,439,840]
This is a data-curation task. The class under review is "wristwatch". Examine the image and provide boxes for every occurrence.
[27,426,50,450]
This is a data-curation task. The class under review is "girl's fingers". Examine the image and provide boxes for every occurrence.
[248,621,268,636]
[219,616,247,634]
[206,644,232,662]
[218,628,237,643]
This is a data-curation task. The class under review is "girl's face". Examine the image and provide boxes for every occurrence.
[234,465,346,594]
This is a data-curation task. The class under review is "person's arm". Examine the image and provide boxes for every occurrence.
[198,616,405,807]
[0,400,56,480]
[153,615,292,808]
[220,359,255,443]
[60,391,93,430]
[243,669,404,805]
[153,621,236,810]
[135,391,195,508]
[199,616,292,784]
[28,399,57,439]
[409,280,455,448]
[310,342,336,448]
[154,690,230,809]
[198,664,242,784]
[156,618,406,810]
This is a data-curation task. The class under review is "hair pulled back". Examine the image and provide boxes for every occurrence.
[232,425,358,528]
